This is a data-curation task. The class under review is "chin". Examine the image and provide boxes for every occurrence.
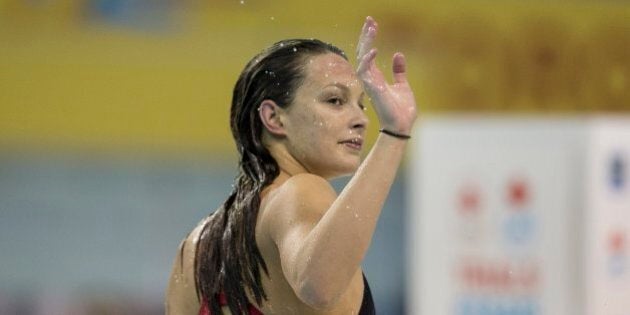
[325,159,361,179]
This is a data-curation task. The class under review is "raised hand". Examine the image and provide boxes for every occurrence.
[356,16,418,135]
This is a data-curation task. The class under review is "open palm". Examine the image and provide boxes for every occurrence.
[356,16,418,135]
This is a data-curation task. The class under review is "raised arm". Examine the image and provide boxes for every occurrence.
[262,16,418,309]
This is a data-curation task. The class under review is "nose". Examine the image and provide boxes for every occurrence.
[350,103,369,132]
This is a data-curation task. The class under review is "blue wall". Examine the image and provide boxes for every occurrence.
[0,152,407,314]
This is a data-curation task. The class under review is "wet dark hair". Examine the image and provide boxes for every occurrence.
[191,39,346,315]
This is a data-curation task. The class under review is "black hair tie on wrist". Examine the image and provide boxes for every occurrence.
[379,128,411,140]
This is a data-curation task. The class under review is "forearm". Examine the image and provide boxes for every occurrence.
[296,133,407,303]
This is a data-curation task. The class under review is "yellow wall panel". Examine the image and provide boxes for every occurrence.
[1,0,629,154]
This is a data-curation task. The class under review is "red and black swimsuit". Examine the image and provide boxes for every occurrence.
[199,273,375,315]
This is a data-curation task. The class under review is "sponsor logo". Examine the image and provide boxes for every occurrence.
[608,231,627,277]
[610,153,626,192]
[455,295,540,315]
[456,182,483,242]
[455,259,541,314]
[503,177,536,247]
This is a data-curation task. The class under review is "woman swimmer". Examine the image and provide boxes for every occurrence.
[166,16,417,315]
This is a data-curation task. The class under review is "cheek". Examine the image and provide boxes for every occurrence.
[294,109,329,138]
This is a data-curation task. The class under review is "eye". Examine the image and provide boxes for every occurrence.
[327,97,344,106]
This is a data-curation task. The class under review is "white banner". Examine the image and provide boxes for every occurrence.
[408,116,630,315]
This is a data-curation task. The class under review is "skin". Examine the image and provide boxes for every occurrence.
[166,16,417,314]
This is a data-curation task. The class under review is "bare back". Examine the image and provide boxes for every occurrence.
[165,173,366,315]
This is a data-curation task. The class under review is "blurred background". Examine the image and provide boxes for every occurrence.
[1,0,629,314]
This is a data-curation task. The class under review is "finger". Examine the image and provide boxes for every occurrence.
[392,52,407,84]
[356,17,371,58]
[357,48,378,76]
[358,48,388,94]
[357,26,377,60]
[356,17,377,60]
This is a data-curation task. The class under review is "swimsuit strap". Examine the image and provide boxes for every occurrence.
[201,275,376,315]
[358,273,376,315]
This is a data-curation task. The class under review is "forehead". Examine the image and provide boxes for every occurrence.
[301,53,359,89]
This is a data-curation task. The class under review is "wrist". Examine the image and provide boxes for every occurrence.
[379,128,411,140]
[380,122,412,135]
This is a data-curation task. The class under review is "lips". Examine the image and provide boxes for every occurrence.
[339,138,363,150]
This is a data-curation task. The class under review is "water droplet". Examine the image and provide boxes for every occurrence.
[354,213,359,218]
[240,0,245,4]
[270,16,275,21]
[279,42,284,47]
[292,47,297,52]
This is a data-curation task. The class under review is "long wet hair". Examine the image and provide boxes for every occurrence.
[192,39,346,315]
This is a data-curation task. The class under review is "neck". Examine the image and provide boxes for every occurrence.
[266,142,309,178]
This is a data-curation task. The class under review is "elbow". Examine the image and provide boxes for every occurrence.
[296,277,341,310]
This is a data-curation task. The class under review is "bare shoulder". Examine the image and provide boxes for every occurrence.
[165,218,208,315]
[259,173,337,242]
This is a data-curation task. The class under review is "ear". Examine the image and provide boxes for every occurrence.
[258,100,286,136]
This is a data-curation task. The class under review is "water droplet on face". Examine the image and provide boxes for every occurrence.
[354,213,359,218]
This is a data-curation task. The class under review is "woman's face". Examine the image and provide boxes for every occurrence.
[282,52,369,179]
